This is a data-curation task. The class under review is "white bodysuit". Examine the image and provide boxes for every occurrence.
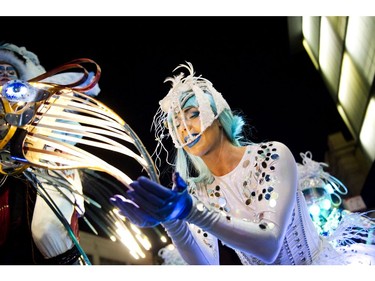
[162,141,375,265]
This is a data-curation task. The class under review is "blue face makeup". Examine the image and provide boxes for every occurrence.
[187,135,201,148]
[0,64,18,80]
[169,93,217,148]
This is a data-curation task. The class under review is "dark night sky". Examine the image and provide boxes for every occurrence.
[2,16,351,184]
[2,5,372,271]
[1,14,360,264]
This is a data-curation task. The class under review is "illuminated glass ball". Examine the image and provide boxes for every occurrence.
[302,186,333,220]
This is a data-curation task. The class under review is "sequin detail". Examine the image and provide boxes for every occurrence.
[243,142,280,212]
[206,184,231,212]
[204,142,281,231]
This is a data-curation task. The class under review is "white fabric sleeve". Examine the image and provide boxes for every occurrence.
[185,142,298,264]
[31,169,83,258]
[162,219,220,265]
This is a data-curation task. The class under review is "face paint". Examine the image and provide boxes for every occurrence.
[0,63,18,85]
[172,105,202,147]
[155,62,230,149]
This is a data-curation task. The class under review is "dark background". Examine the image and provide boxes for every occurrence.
[1,15,355,262]
[2,17,351,179]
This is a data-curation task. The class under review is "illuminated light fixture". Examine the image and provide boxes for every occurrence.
[298,152,348,235]
[336,104,356,140]
[302,16,320,70]
[130,223,152,250]
[112,208,126,220]
[318,17,344,96]
[359,96,375,161]
[129,251,140,260]
[338,53,369,134]
[130,224,142,234]
[135,233,152,251]
[166,244,176,251]
[160,235,168,243]
[345,17,375,86]
[302,39,320,70]
[115,221,146,258]
[301,16,375,168]
[152,226,169,244]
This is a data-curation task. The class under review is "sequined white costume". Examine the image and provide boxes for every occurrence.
[162,141,375,265]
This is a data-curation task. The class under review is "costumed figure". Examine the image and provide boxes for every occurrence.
[0,43,158,264]
[110,62,375,265]
[0,43,100,264]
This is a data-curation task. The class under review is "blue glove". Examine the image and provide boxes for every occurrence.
[127,172,192,223]
[110,194,160,227]
[110,172,192,227]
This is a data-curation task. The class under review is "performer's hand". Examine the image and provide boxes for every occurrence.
[127,172,192,222]
[110,194,160,227]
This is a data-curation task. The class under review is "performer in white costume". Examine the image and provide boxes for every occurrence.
[110,62,375,265]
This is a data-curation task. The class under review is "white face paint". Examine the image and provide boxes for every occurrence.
[0,63,18,85]
[152,62,230,156]
[171,103,202,148]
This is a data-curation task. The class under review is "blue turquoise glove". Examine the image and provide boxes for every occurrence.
[110,172,192,227]
[110,194,160,227]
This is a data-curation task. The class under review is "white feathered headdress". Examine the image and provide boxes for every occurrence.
[153,62,230,149]
[0,43,46,80]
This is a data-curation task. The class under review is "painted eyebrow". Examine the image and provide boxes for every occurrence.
[173,106,197,119]
[183,106,198,114]
[0,66,16,71]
